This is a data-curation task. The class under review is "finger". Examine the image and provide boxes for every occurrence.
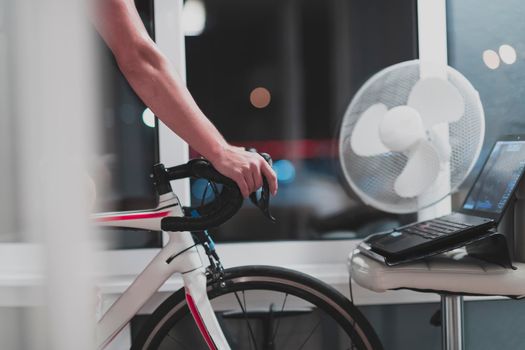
[252,168,263,191]
[244,167,256,194]
[253,171,263,191]
[235,173,250,198]
[261,161,278,195]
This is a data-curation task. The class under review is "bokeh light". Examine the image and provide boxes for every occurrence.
[183,0,206,36]
[273,159,296,184]
[250,87,271,109]
[499,44,517,65]
[142,108,156,128]
[482,49,500,70]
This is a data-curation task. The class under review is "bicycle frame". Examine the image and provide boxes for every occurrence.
[93,191,230,350]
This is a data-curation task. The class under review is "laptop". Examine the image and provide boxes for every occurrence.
[366,134,525,261]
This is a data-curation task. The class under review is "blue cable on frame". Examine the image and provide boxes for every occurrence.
[191,209,216,251]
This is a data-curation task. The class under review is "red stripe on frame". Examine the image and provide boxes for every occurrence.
[95,211,171,223]
[186,292,218,350]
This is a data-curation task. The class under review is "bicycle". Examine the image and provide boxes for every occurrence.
[93,152,383,350]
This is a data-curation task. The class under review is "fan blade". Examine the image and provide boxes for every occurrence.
[428,125,452,163]
[394,140,441,198]
[407,77,465,129]
[350,103,389,156]
[379,105,426,152]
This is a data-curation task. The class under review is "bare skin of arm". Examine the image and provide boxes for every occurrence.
[94,0,277,197]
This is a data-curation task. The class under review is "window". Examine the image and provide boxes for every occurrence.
[186,0,418,242]
[447,0,525,197]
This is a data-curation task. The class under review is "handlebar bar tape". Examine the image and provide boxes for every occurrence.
[160,159,243,232]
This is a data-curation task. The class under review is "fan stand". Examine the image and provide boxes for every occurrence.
[419,166,465,348]
[417,1,462,350]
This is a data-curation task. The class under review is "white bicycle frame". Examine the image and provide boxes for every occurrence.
[93,191,230,350]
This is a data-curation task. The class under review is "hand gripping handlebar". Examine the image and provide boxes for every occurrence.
[155,152,275,232]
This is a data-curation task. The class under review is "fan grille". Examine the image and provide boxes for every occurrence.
[339,60,484,213]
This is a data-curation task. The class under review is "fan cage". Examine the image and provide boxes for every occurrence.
[339,60,484,214]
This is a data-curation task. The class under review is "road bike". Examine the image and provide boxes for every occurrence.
[93,153,383,350]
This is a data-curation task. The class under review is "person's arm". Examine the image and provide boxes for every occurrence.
[94,0,277,197]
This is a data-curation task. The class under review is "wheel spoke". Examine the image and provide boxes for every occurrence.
[269,292,288,346]
[233,291,259,350]
[243,291,253,350]
[242,290,253,350]
[296,318,322,350]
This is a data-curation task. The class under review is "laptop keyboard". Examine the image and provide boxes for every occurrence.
[399,218,473,240]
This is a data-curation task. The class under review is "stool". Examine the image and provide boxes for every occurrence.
[349,249,525,350]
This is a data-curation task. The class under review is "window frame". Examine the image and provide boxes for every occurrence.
[0,0,475,311]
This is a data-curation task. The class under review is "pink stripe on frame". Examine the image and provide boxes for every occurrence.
[95,211,170,222]
[186,292,218,350]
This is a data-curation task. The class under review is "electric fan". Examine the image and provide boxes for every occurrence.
[339,60,484,214]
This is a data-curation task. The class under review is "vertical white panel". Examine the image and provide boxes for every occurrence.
[417,0,452,220]
[155,0,190,250]
[418,0,448,77]
[12,0,97,348]
[155,0,190,207]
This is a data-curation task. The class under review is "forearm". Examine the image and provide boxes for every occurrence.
[94,0,277,197]
[117,43,227,159]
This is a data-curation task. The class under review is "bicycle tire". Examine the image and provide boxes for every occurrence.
[132,265,383,350]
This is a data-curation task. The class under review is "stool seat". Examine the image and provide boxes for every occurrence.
[350,249,525,297]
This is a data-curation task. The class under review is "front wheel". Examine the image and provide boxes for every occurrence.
[132,266,383,350]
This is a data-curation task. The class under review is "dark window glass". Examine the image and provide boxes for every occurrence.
[447,0,525,202]
[186,0,418,242]
[95,0,162,249]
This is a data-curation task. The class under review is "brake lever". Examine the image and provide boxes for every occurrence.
[250,177,276,222]
[247,150,276,223]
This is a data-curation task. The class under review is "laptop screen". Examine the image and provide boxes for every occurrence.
[462,139,525,218]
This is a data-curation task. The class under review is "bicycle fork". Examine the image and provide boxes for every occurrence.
[184,268,231,350]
